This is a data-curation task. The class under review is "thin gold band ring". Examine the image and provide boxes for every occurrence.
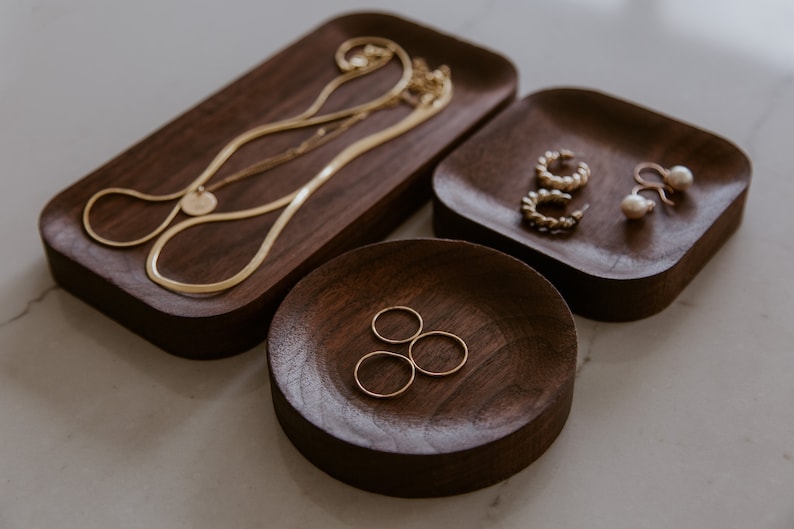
[408,330,469,377]
[371,305,424,344]
[353,350,416,398]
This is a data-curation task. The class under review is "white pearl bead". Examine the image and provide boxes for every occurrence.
[667,165,693,191]
[621,194,653,219]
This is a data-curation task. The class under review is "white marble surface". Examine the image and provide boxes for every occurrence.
[2,1,793,527]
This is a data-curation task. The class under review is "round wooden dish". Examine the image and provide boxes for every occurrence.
[267,238,577,497]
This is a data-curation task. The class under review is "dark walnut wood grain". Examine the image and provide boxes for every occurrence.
[267,239,577,497]
[433,88,752,321]
[38,13,517,358]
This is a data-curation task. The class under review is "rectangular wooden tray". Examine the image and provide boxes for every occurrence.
[39,12,517,358]
[433,88,751,321]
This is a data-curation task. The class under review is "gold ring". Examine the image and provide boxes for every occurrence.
[408,330,468,377]
[371,306,424,344]
[353,351,416,398]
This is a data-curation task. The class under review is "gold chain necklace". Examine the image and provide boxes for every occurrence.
[83,37,453,294]
[180,112,369,217]
[83,37,404,247]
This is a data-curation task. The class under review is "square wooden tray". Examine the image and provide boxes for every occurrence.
[433,88,751,321]
[39,12,517,358]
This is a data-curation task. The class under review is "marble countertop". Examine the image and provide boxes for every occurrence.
[2,1,792,527]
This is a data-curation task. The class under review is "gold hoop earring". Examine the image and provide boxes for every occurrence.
[535,149,590,192]
[621,161,694,219]
[354,350,416,398]
[371,306,424,344]
[521,188,588,231]
[408,330,468,377]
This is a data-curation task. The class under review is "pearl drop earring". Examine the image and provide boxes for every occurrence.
[621,161,694,219]
[665,164,694,191]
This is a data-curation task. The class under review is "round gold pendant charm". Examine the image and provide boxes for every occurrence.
[180,190,218,216]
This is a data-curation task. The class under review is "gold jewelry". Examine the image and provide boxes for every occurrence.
[83,37,453,294]
[371,306,424,344]
[621,161,694,219]
[148,60,451,294]
[535,149,590,192]
[83,38,400,248]
[408,330,468,377]
[354,350,416,399]
[354,307,469,398]
[179,113,368,216]
[521,188,588,231]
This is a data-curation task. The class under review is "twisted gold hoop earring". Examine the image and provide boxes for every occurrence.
[535,149,590,192]
[521,188,588,231]
[354,350,416,398]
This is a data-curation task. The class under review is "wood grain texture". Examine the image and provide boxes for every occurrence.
[267,239,577,497]
[433,88,752,321]
[38,13,517,358]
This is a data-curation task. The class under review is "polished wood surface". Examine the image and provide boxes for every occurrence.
[38,13,517,358]
[268,239,578,497]
[433,88,752,320]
